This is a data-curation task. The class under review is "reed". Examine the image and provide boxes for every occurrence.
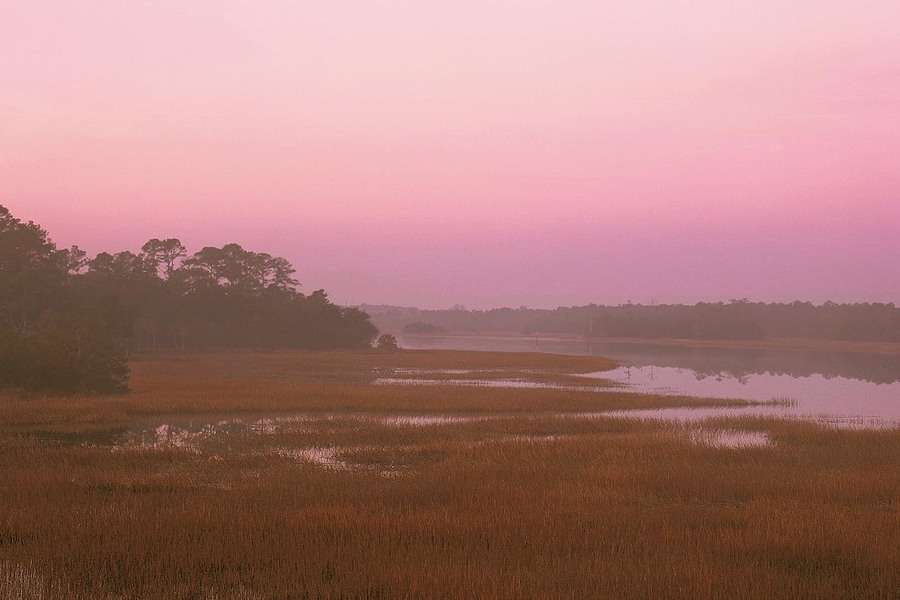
[0,351,896,599]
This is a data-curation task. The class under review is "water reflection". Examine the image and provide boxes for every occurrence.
[399,334,900,424]
[399,334,900,384]
[373,377,610,392]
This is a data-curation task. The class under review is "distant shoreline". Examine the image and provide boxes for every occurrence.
[396,332,900,356]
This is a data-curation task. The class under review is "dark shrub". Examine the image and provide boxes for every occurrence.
[375,334,400,352]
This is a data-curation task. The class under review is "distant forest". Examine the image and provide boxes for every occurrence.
[365,301,900,343]
[1,205,377,392]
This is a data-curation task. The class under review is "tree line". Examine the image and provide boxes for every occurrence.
[0,205,378,393]
[365,300,900,343]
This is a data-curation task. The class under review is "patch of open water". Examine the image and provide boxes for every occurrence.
[373,377,610,392]
[582,366,900,426]
[396,334,900,428]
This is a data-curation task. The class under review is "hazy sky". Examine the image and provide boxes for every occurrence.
[4,1,900,308]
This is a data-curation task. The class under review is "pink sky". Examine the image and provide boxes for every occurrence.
[4,1,900,308]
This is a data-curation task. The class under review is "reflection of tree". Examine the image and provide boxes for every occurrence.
[397,335,900,385]
[589,342,900,385]
[691,371,749,385]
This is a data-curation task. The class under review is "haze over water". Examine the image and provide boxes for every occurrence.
[5,1,900,308]
[399,334,900,425]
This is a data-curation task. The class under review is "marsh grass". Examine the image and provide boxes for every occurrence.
[0,351,897,598]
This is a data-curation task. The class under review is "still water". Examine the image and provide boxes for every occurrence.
[398,334,900,425]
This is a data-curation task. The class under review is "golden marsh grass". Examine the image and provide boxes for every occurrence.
[0,351,897,599]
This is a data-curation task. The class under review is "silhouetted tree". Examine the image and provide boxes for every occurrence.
[1,204,380,392]
[141,238,187,280]
[376,334,400,352]
[0,205,130,392]
[369,301,900,343]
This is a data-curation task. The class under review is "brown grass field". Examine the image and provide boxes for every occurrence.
[0,350,898,599]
